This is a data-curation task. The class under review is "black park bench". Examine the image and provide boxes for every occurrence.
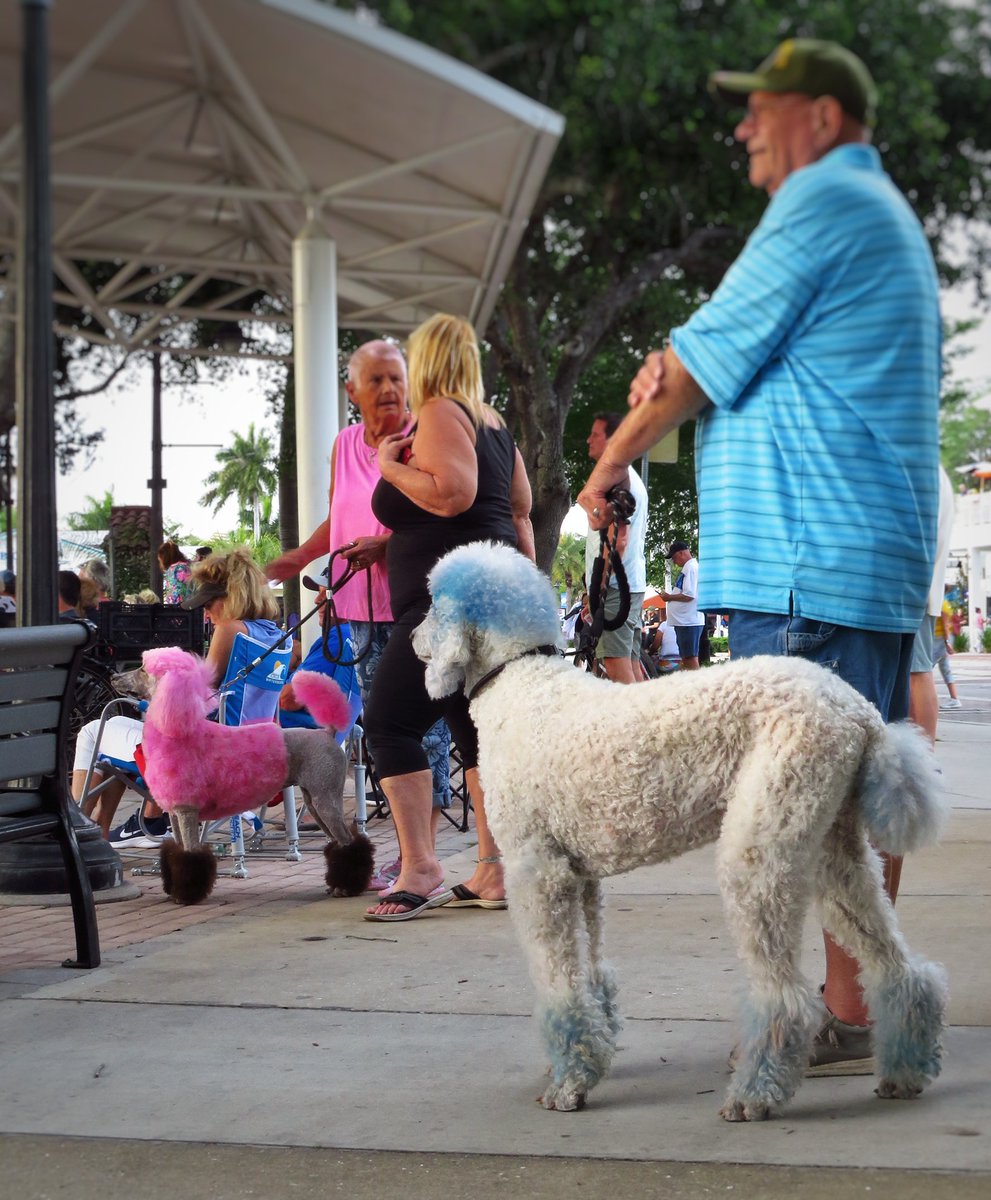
[0,623,101,968]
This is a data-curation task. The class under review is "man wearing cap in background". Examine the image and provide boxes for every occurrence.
[579,39,941,1075]
[660,540,704,670]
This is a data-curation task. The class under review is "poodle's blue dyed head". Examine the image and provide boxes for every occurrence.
[413,542,563,697]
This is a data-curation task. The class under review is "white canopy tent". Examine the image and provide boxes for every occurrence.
[0,0,564,584]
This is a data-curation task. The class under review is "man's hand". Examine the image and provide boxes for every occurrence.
[266,550,305,583]
[278,681,303,712]
[628,350,666,409]
[341,535,388,571]
[577,466,632,530]
[578,347,706,531]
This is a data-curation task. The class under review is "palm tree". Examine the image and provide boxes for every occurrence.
[206,530,282,570]
[66,488,114,531]
[200,424,278,540]
[551,533,588,609]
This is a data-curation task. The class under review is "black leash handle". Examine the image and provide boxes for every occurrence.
[315,545,374,667]
[586,485,636,643]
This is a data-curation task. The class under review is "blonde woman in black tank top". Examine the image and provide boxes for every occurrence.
[363,314,534,922]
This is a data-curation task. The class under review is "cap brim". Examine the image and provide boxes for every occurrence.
[708,70,771,104]
[180,583,225,610]
[301,575,323,592]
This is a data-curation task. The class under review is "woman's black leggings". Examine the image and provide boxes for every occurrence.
[363,605,478,780]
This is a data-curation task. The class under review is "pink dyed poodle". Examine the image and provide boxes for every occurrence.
[141,646,373,904]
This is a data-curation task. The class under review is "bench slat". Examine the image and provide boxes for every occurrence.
[0,700,62,737]
[0,624,89,668]
[0,732,57,783]
[0,791,47,818]
[0,666,71,705]
[0,624,101,968]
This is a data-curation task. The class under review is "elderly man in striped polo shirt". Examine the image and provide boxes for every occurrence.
[579,39,940,1077]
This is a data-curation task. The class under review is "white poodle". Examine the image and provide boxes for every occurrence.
[413,541,948,1122]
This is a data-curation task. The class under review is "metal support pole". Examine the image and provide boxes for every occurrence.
[292,216,338,654]
[148,352,164,595]
[16,0,56,626]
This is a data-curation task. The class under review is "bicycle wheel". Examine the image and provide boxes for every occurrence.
[64,662,120,780]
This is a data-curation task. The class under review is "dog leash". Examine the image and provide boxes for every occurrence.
[302,544,374,668]
[586,484,637,649]
[466,645,561,703]
[215,544,373,701]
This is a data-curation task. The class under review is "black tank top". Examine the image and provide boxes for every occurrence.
[371,420,518,617]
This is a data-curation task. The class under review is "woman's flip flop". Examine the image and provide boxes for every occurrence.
[363,889,453,922]
[441,884,508,910]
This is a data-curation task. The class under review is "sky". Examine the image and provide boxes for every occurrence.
[56,288,991,543]
[56,358,281,541]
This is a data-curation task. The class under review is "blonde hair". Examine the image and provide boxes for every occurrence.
[192,547,278,622]
[123,589,160,605]
[406,314,486,427]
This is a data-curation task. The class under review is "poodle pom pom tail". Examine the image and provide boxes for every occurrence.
[290,672,352,732]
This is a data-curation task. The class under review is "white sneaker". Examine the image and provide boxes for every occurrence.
[941,698,962,709]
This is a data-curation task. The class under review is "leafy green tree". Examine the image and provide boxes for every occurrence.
[66,489,114,531]
[200,424,278,541]
[204,531,282,571]
[342,0,991,568]
[941,397,991,481]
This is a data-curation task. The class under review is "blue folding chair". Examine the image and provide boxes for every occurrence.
[208,630,295,876]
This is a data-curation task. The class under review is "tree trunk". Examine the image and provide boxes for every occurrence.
[492,288,575,573]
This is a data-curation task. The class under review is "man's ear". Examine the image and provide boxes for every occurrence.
[812,95,845,148]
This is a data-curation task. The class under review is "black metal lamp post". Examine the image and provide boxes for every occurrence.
[16,0,57,627]
[4,1,127,902]
[149,352,165,596]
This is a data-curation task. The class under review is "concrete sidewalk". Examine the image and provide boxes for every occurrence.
[1,663,989,1198]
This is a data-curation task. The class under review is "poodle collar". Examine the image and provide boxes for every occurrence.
[466,644,560,703]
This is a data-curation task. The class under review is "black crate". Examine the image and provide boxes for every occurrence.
[95,602,205,658]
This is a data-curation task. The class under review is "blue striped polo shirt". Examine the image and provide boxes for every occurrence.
[670,144,940,633]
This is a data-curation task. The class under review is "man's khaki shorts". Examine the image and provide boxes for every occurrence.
[595,589,646,660]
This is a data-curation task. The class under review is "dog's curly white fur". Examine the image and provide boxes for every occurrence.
[140,646,373,904]
[414,541,949,1121]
